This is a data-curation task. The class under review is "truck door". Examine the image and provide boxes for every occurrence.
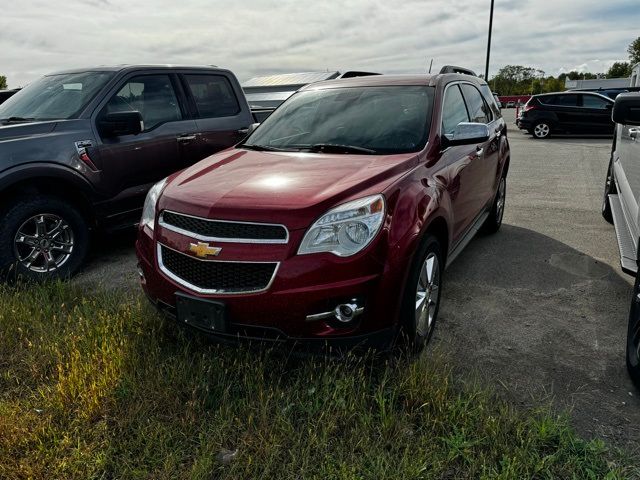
[178,73,254,165]
[93,73,197,221]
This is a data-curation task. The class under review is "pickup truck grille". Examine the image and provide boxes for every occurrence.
[160,211,288,243]
[158,245,278,294]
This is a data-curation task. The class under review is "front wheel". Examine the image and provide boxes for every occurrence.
[399,235,444,354]
[0,195,89,282]
[627,274,640,389]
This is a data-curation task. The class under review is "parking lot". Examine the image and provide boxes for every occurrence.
[76,109,640,450]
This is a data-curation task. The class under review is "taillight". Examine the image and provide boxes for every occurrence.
[524,103,537,112]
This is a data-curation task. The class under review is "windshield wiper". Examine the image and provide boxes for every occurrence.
[239,144,299,152]
[300,143,377,155]
[0,116,36,124]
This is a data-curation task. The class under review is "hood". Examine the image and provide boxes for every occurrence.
[159,147,418,230]
[0,120,58,142]
[0,120,94,170]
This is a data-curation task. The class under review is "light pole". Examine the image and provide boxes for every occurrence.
[484,0,495,83]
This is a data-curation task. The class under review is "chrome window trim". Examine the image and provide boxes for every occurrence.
[159,210,289,244]
[157,243,280,295]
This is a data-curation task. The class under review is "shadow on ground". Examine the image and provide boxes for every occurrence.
[436,223,639,450]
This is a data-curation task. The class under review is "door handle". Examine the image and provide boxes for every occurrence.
[177,134,197,142]
[237,128,249,135]
[476,147,484,156]
[630,128,639,139]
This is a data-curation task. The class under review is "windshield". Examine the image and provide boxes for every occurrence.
[0,71,114,122]
[244,86,434,154]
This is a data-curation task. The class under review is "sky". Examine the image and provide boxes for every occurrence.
[1,0,639,88]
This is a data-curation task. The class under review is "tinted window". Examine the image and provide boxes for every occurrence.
[460,83,491,123]
[184,74,240,118]
[581,94,611,109]
[245,86,434,154]
[103,74,182,131]
[480,84,502,118]
[544,94,578,107]
[442,85,469,136]
[0,72,113,121]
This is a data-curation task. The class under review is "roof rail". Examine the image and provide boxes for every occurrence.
[339,71,381,79]
[439,65,477,76]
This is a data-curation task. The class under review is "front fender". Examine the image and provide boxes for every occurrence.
[0,162,97,199]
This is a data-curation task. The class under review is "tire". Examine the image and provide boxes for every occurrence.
[398,235,444,354]
[532,121,551,139]
[602,142,617,224]
[483,175,506,234]
[0,195,89,282]
[627,274,640,389]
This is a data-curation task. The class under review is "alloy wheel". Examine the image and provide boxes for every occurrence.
[13,214,75,273]
[415,252,440,337]
[534,123,550,138]
[496,177,506,223]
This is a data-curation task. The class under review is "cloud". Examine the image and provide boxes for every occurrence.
[0,0,638,88]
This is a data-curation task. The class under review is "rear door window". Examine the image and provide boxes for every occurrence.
[460,83,492,123]
[442,84,470,136]
[184,74,240,118]
[545,94,579,107]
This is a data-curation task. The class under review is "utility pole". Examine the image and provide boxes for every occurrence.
[484,0,494,82]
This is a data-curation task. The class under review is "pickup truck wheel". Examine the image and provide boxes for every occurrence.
[399,235,443,354]
[627,274,640,389]
[532,122,551,139]
[483,176,506,234]
[0,196,89,281]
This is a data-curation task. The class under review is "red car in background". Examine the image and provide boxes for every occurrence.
[136,72,510,351]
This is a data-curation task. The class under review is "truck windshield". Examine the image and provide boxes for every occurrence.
[243,86,434,155]
[0,71,114,122]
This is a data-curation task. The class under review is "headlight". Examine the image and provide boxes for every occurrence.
[140,178,167,230]
[298,194,385,257]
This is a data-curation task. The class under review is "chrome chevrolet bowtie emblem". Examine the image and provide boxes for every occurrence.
[189,242,222,258]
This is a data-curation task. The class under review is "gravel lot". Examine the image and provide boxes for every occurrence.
[75,109,640,451]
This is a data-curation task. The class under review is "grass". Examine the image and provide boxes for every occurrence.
[0,282,637,479]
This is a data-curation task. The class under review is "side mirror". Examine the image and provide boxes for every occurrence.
[612,93,640,125]
[98,111,144,137]
[444,122,490,147]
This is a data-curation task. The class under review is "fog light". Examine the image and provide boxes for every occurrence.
[136,264,145,280]
[334,301,359,323]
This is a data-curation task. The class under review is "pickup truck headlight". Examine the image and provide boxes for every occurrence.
[298,195,385,257]
[140,178,167,230]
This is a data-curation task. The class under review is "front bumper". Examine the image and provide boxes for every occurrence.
[136,222,407,347]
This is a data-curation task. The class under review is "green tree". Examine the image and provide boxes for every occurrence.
[0,76,6,90]
[628,36,640,65]
[607,61,632,78]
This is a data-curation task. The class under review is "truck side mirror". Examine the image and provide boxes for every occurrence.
[612,93,640,125]
[98,111,144,137]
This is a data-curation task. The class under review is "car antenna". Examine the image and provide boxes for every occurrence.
[428,58,433,73]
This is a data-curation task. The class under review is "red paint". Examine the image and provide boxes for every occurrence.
[137,74,511,347]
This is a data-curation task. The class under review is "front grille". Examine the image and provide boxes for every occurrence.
[160,211,288,243]
[159,245,277,294]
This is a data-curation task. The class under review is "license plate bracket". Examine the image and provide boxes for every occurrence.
[175,293,227,332]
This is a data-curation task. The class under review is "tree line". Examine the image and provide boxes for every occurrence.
[489,36,640,96]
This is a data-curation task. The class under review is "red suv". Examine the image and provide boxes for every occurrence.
[136,72,510,351]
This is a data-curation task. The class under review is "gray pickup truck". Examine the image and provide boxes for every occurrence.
[601,92,640,387]
[0,65,254,281]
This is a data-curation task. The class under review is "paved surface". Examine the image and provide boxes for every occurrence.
[75,109,640,450]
